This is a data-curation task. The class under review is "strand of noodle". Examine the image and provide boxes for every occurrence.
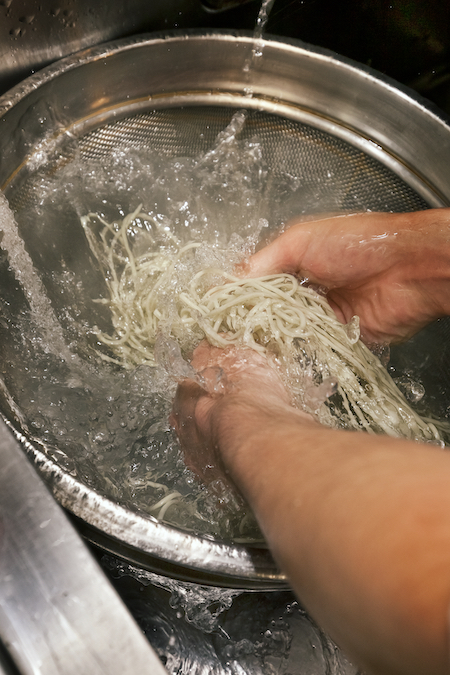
[266,304,281,341]
[336,383,372,432]
[119,204,144,277]
[146,480,171,490]
[148,491,183,520]
[178,292,209,315]
[149,491,182,513]
[157,496,181,521]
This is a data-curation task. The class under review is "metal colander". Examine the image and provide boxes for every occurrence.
[8,106,430,215]
[1,31,450,587]
[78,107,429,213]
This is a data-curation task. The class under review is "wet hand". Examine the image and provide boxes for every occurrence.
[170,342,296,483]
[242,210,450,346]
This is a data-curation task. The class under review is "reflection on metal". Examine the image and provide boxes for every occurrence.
[0,0,211,96]
[0,419,167,675]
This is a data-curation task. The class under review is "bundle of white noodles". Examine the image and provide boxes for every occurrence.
[82,206,447,444]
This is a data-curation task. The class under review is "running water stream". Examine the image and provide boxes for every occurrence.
[243,0,277,94]
[0,191,77,365]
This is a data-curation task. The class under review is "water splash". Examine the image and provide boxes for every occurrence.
[102,555,359,675]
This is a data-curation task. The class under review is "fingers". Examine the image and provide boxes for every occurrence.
[243,222,310,278]
[170,378,222,482]
[241,214,342,279]
[169,379,205,435]
[241,212,388,281]
[171,341,312,482]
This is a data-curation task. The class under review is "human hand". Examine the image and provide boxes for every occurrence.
[243,209,450,345]
[170,342,305,484]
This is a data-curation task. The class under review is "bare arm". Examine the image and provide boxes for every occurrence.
[223,405,450,675]
[172,345,450,675]
[171,208,450,673]
[244,209,450,345]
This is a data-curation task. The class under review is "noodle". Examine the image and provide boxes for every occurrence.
[82,208,448,446]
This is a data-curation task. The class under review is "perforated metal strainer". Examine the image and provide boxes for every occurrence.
[1,31,450,587]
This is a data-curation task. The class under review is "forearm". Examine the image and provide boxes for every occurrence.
[210,397,450,675]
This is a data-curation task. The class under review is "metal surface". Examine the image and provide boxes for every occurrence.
[0,419,167,674]
[0,0,210,96]
[0,32,450,588]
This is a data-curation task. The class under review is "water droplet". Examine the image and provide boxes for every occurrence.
[344,315,360,343]
[394,375,425,403]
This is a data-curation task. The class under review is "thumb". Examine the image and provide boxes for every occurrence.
[169,379,207,434]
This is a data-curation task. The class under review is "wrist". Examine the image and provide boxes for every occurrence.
[407,209,450,318]
[205,392,315,482]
